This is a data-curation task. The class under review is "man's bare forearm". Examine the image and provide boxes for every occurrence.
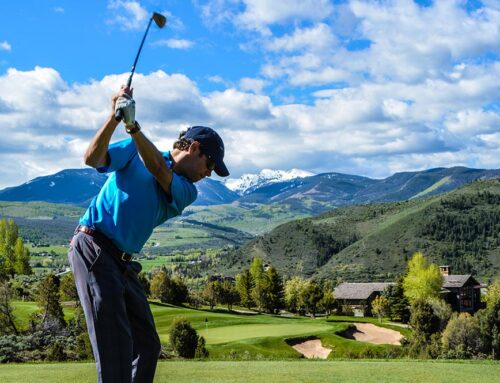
[131,127,173,196]
[83,114,119,168]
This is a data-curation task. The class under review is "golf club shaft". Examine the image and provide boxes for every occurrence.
[127,16,154,88]
[115,12,166,121]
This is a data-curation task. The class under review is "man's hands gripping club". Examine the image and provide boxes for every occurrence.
[114,86,136,127]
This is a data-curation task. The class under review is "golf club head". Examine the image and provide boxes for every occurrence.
[152,12,167,28]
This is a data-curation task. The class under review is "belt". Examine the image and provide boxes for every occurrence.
[76,225,133,262]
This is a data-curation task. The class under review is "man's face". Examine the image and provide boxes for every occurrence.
[183,144,214,183]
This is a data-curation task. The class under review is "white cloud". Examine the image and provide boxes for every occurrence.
[53,7,64,13]
[265,23,336,53]
[2,0,500,191]
[239,77,267,93]
[236,0,333,34]
[107,0,149,30]
[0,41,11,51]
[154,39,194,49]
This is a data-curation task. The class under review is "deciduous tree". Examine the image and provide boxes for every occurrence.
[403,252,443,303]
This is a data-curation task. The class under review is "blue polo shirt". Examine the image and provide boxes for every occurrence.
[79,138,197,253]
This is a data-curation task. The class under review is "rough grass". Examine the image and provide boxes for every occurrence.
[0,360,499,383]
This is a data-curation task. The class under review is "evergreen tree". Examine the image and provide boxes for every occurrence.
[384,276,410,323]
[263,266,284,314]
[408,299,441,357]
[235,270,254,310]
[60,273,78,302]
[36,273,65,327]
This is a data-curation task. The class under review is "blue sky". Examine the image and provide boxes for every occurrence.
[0,0,499,189]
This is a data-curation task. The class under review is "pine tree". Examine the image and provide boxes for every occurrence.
[36,273,66,327]
[263,266,284,314]
[235,269,254,310]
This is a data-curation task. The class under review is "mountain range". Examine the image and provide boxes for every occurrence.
[0,167,498,215]
[214,179,500,282]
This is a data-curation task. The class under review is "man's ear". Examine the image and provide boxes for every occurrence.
[188,140,201,154]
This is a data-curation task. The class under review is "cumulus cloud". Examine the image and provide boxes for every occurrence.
[0,41,11,51]
[153,39,194,49]
[1,1,499,188]
[107,0,149,30]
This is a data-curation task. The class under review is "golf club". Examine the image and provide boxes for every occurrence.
[115,12,167,121]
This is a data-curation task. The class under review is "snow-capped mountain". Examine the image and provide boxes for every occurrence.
[224,169,315,195]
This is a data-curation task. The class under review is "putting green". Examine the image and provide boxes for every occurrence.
[194,323,333,344]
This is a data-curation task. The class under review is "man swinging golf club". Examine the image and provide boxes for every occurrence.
[67,11,228,382]
[68,88,229,382]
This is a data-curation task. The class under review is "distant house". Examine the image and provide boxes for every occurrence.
[333,282,394,317]
[439,266,484,313]
[334,266,485,318]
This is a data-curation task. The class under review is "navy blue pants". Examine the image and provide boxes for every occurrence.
[68,230,161,383]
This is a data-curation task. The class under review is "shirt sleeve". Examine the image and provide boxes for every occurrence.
[167,173,198,215]
[97,138,137,173]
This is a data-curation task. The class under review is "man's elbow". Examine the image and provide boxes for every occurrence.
[84,153,107,169]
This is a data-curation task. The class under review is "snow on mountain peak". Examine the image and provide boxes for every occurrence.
[224,169,314,195]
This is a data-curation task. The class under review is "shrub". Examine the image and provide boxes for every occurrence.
[195,335,209,358]
[169,318,198,358]
[441,313,485,358]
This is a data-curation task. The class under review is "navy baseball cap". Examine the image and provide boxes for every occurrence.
[183,126,229,177]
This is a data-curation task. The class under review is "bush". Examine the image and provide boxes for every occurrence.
[195,335,209,358]
[75,333,93,359]
[169,318,198,358]
[47,341,65,361]
[441,313,485,358]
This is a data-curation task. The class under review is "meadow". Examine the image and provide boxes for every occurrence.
[1,360,499,383]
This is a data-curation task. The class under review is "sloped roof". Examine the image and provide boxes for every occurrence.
[334,282,394,300]
[442,275,478,288]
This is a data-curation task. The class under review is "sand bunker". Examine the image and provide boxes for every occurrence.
[291,339,332,359]
[344,323,403,345]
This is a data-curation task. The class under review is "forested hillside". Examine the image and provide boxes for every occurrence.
[214,180,500,283]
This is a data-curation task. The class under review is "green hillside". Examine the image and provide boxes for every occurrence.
[216,180,500,282]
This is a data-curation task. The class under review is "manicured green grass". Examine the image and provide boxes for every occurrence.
[12,301,75,329]
[0,360,499,383]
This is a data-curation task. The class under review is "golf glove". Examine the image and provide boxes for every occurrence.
[115,94,136,126]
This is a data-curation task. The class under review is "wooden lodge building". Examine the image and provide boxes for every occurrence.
[439,265,484,314]
[333,266,484,317]
[333,282,394,317]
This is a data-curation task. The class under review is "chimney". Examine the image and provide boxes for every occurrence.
[439,265,450,276]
